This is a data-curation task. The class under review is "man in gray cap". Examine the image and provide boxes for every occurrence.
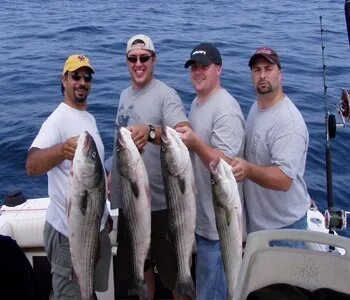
[109,34,190,299]
[178,42,245,300]
[231,47,310,247]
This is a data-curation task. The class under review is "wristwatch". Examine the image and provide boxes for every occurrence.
[148,124,156,142]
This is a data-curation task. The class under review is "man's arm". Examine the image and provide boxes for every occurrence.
[26,136,78,176]
[230,157,292,191]
[176,125,230,169]
[127,121,191,150]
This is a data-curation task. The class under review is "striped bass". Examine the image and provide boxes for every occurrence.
[210,158,243,300]
[67,131,106,300]
[117,127,151,298]
[160,126,196,298]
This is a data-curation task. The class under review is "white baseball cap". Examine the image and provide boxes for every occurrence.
[126,34,155,54]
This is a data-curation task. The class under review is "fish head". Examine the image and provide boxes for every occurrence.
[72,131,104,189]
[210,158,235,181]
[117,127,140,177]
[210,158,238,205]
[160,126,189,175]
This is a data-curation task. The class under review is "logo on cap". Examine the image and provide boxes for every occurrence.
[62,54,94,75]
[192,50,206,55]
[255,48,273,55]
[248,47,281,69]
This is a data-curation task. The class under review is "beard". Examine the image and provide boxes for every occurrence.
[74,87,89,103]
[257,81,273,95]
[74,95,87,103]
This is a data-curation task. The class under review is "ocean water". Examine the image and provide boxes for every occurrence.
[0,0,349,237]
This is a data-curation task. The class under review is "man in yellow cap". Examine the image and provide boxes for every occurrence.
[26,54,111,299]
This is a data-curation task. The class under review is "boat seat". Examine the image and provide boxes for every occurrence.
[234,229,350,300]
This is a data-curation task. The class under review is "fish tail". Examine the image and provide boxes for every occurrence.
[128,279,149,299]
[175,277,196,299]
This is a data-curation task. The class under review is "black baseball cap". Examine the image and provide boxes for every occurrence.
[184,43,222,68]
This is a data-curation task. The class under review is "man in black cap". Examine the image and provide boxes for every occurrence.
[178,43,245,299]
[231,47,310,247]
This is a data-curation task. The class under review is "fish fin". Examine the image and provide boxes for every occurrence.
[80,191,88,216]
[225,207,232,227]
[175,277,196,299]
[71,266,78,282]
[165,229,175,248]
[128,279,148,299]
[66,197,71,218]
[131,181,140,198]
[177,176,186,194]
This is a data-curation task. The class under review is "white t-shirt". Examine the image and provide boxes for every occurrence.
[30,102,108,237]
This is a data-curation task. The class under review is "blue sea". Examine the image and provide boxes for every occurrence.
[1,1,349,237]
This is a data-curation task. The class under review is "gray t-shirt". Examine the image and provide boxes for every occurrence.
[244,95,310,233]
[189,88,245,240]
[110,78,188,211]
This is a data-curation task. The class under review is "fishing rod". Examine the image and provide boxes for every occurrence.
[345,0,350,46]
[319,14,349,233]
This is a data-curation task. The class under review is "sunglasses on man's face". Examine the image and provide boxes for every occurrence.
[127,55,153,64]
[70,72,93,82]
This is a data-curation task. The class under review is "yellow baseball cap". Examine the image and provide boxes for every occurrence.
[62,54,94,75]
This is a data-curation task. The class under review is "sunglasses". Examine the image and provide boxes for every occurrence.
[127,55,153,64]
[70,72,93,82]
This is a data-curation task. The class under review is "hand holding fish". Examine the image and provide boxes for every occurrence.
[127,124,149,150]
[176,125,199,150]
[63,136,79,161]
[230,157,250,182]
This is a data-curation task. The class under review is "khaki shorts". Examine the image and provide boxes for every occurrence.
[43,221,111,299]
[115,209,177,291]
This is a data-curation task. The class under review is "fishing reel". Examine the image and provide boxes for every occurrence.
[327,88,350,138]
[324,208,348,231]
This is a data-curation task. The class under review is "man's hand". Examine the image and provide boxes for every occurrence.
[230,157,250,182]
[63,136,79,161]
[176,125,198,150]
[128,124,149,151]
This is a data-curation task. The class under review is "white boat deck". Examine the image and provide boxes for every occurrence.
[0,197,347,299]
[0,197,118,300]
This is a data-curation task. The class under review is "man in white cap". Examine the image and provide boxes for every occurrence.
[109,34,190,299]
[231,47,310,247]
[26,54,111,299]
